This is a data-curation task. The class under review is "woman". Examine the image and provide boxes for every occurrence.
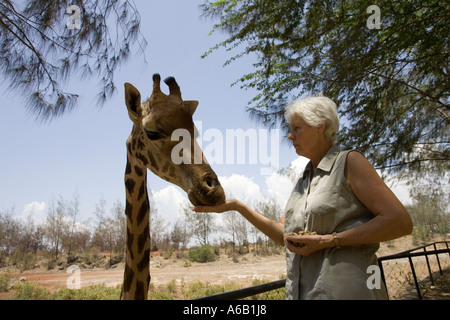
[194,96,413,299]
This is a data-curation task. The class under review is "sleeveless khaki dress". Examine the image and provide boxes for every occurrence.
[284,146,388,300]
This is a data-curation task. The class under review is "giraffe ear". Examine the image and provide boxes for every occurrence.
[184,100,199,115]
[124,83,142,121]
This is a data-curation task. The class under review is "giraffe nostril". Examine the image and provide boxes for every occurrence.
[203,174,219,189]
[205,177,213,188]
[189,174,225,206]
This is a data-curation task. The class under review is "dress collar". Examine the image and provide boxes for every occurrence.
[303,145,341,178]
[317,145,341,172]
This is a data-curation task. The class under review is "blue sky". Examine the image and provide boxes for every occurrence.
[0,1,410,228]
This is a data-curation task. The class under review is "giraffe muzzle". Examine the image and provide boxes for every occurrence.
[187,172,225,206]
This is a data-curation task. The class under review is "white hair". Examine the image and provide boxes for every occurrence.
[285,96,340,144]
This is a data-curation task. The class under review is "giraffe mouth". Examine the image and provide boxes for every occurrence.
[188,191,225,206]
[187,175,226,206]
[187,192,204,206]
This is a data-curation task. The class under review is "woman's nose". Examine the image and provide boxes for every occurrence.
[288,131,294,141]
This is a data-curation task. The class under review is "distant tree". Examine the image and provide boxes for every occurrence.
[0,0,146,121]
[407,172,449,242]
[223,210,248,248]
[149,206,167,251]
[91,197,126,260]
[19,215,45,254]
[222,211,239,248]
[66,191,80,258]
[0,207,20,266]
[110,200,126,255]
[91,195,108,251]
[183,203,217,246]
[44,197,69,260]
[202,0,449,177]
[69,223,91,254]
[171,219,190,250]
[253,198,282,247]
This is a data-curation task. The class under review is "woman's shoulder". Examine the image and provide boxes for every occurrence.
[337,149,368,165]
[345,150,371,167]
[334,149,373,178]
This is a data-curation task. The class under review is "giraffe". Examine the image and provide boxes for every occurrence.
[121,73,226,300]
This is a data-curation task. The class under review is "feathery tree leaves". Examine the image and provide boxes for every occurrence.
[201,0,449,176]
[0,0,146,121]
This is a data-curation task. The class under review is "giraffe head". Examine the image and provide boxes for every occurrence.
[124,73,225,206]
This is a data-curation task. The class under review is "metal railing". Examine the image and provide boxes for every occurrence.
[197,241,450,300]
[378,241,450,300]
[197,279,286,300]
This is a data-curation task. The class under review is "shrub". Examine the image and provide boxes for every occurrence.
[183,280,242,299]
[188,244,217,263]
[13,282,51,300]
[54,284,120,300]
[9,251,38,271]
[0,274,13,293]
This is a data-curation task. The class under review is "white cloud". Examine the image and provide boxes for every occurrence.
[385,178,413,206]
[265,172,295,209]
[152,186,189,225]
[263,157,308,210]
[290,156,309,174]
[21,201,46,223]
[218,174,263,204]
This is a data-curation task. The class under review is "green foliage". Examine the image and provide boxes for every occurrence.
[53,284,121,300]
[162,247,174,259]
[10,282,121,300]
[188,244,217,263]
[184,280,242,299]
[406,172,449,244]
[9,251,38,272]
[249,278,285,300]
[0,274,13,293]
[148,278,244,300]
[5,275,284,300]
[202,0,449,176]
[408,192,449,244]
[149,290,174,300]
[0,1,147,121]
[12,282,52,300]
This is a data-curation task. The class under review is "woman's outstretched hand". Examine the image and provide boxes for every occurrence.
[193,199,239,213]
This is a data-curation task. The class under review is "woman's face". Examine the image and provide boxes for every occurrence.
[287,115,324,159]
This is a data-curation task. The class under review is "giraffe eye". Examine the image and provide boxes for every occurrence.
[145,131,165,140]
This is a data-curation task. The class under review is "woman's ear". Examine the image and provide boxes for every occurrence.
[317,122,326,134]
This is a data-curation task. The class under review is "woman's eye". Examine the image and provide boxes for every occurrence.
[146,131,164,140]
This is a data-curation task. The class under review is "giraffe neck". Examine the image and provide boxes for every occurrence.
[121,154,150,300]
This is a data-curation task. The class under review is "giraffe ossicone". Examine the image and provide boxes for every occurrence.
[121,73,226,299]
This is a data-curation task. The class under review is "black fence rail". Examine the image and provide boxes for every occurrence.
[197,241,450,300]
[378,241,450,300]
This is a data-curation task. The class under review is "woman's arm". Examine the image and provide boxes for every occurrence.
[194,199,285,246]
[337,151,413,246]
